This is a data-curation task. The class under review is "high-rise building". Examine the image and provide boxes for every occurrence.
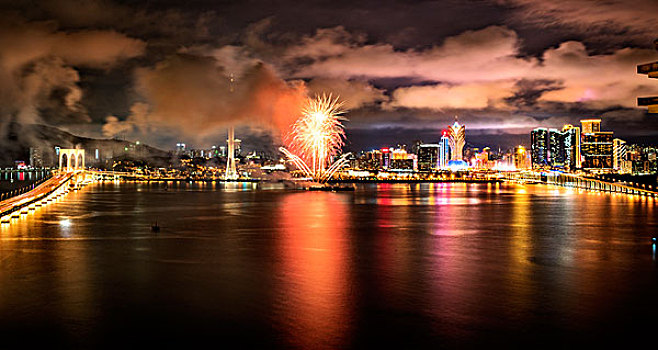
[439,132,450,169]
[531,128,549,167]
[580,118,613,171]
[581,132,613,171]
[613,138,627,172]
[417,144,440,171]
[381,148,391,168]
[531,126,582,170]
[447,118,465,161]
[562,124,581,170]
[580,119,601,133]
[548,129,567,168]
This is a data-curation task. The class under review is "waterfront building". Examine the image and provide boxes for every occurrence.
[562,124,581,170]
[581,132,613,171]
[531,126,580,170]
[531,128,549,167]
[580,119,613,172]
[439,132,450,168]
[447,118,465,161]
[354,150,382,170]
[613,138,627,172]
[548,129,567,168]
[381,148,391,168]
[418,144,440,171]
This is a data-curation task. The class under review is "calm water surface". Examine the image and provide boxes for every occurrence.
[0,182,656,348]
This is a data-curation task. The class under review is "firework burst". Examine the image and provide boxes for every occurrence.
[280,94,351,183]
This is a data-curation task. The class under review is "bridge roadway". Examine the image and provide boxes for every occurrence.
[508,171,658,197]
[0,173,76,220]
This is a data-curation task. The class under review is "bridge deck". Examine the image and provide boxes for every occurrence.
[0,174,73,217]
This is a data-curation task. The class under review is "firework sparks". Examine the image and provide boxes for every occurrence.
[280,94,350,183]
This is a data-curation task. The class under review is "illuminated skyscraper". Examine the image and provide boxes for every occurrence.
[562,124,581,170]
[580,118,613,171]
[418,144,440,171]
[381,148,391,168]
[613,138,627,171]
[439,132,450,168]
[531,128,549,167]
[548,129,566,168]
[447,118,465,161]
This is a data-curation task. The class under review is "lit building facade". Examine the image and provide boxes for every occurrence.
[418,144,440,171]
[447,120,465,161]
[531,126,580,170]
[548,129,566,168]
[613,138,628,172]
[580,119,613,171]
[439,132,450,169]
[531,128,549,167]
[381,148,391,168]
[580,119,601,133]
[562,124,581,170]
[581,132,613,171]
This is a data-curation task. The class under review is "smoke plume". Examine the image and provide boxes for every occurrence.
[103,54,308,145]
[0,14,145,163]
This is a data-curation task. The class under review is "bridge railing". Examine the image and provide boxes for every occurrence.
[0,173,54,201]
[507,171,658,196]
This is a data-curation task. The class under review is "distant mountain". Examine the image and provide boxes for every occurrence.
[0,123,170,167]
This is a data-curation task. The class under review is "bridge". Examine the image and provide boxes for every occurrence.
[0,148,93,224]
[0,171,93,223]
[506,171,658,197]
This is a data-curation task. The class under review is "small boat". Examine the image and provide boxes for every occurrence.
[151,221,160,232]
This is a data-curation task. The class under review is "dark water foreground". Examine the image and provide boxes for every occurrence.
[0,182,656,348]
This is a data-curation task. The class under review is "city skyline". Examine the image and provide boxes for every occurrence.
[1,0,658,154]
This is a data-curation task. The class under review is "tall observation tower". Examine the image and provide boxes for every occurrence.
[637,39,658,113]
[225,74,239,180]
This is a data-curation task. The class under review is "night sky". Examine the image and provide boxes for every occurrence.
[1,0,658,151]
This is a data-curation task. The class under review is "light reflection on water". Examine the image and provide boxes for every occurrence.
[0,181,656,348]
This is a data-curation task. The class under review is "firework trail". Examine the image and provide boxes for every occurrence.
[280,94,350,183]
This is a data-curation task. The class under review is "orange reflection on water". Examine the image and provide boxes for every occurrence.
[276,192,352,349]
